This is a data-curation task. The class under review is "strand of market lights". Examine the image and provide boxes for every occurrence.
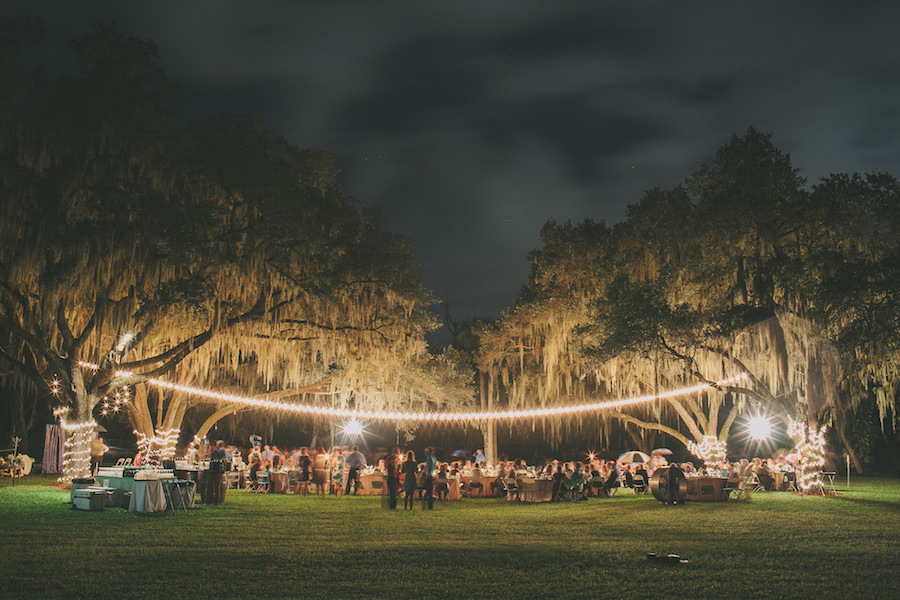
[73,360,747,422]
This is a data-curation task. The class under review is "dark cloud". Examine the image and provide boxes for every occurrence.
[8,0,900,343]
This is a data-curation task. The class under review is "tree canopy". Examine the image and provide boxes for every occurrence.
[477,128,900,470]
[0,23,471,475]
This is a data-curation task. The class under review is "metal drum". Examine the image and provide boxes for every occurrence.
[649,465,687,505]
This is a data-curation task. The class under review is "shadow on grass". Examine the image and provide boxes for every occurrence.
[831,492,900,512]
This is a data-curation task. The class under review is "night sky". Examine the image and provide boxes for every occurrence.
[11,1,900,343]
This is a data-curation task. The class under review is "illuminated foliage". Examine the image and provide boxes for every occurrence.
[480,129,899,468]
[0,24,468,478]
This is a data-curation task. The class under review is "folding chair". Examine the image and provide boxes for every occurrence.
[435,477,450,501]
[609,474,626,496]
[723,477,746,500]
[783,472,799,492]
[286,470,300,494]
[465,477,483,498]
[501,477,518,501]
[255,471,270,493]
[748,472,765,492]
[632,474,648,494]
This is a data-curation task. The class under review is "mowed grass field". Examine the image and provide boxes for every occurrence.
[2,475,898,599]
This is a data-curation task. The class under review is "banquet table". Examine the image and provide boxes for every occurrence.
[685,476,728,501]
[98,474,195,511]
[461,475,500,497]
[773,472,784,491]
[129,479,168,513]
[357,472,387,495]
[518,478,554,502]
[445,477,461,500]
[269,471,290,493]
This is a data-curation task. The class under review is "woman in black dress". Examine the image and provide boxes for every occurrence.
[402,451,418,510]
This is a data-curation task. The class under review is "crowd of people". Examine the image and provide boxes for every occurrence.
[180,441,804,504]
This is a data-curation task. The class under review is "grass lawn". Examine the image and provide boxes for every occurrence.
[2,475,899,599]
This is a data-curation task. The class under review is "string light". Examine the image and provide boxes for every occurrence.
[134,428,181,469]
[58,419,98,482]
[789,419,827,493]
[144,374,749,422]
[687,434,728,470]
[74,359,745,421]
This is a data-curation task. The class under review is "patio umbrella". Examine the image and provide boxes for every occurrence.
[651,448,673,456]
[617,450,651,464]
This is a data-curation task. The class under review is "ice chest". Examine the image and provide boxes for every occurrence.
[73,487,113,511]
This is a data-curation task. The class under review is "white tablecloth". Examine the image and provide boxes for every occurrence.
[129,479,167,513]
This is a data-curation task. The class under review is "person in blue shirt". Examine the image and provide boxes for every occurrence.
[473,449,486,465]
[423,447,438,509]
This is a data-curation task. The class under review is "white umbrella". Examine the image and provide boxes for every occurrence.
[651,448,673,456]
[617,450,651,464]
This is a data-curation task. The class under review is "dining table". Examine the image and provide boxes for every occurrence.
[684,476,728,501]
[357,472,387,495]
[517,477,554,502]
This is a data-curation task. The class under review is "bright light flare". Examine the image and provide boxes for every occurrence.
[343,418,364,436]
[748,415,772,440]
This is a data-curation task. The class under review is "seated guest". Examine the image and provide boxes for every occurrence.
[435,463,451,500]
[752,458,775,491]
[248,454,261,485]
[634,464,649,485]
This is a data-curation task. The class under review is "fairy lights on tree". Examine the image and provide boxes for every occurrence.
[687,435,728,471]
[134,428,180,469]
[789,418,827,493]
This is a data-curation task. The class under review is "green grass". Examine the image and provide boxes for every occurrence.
[2,475,899,599]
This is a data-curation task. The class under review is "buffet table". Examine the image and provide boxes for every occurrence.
[96,470,195,511]
[685,476,728,501]
[129,479,167,513]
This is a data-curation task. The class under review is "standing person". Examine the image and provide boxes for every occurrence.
[385,446,400,509]
[473,448,486,466]
[312,447,328,498]
[271,446,284,468]
[330,447,345,498]
[424,447,438,509]
[90,435,108,476]
[402,451,418,510]
[295,447,311,496]
[261,445,275,467]
[344,446,367,495]
[186,442,200,465]
[210,440,226,460]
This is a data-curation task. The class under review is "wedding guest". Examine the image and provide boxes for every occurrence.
[90,435,109,476]
[344,446,367,495]
[330,447,345,498]
[402,451,417,510]
[312,446,328,498]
